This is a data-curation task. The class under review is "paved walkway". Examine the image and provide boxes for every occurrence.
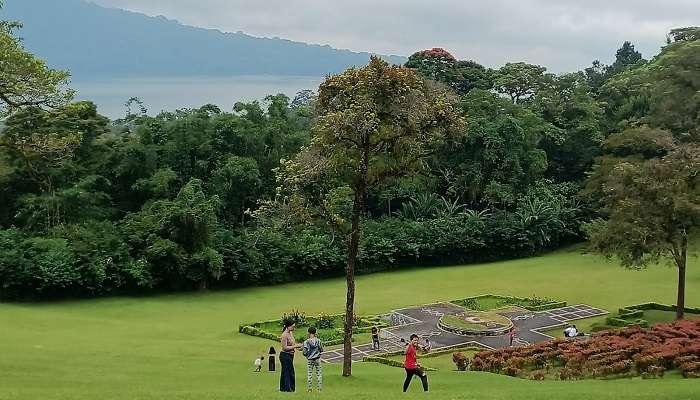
[322,303,607,363]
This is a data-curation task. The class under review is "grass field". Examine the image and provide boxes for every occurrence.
[1,245,700,399]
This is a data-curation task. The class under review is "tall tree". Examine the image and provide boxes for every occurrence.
[0,102,109,230]
[668,26,700,43]
[605,41,643,77]
[493,62,547,104]
[405,48,493,95]
[585,41,644,93]
[532,72,604,182]
[600,33,699,138]
[280,57,464,376]
[121,179,223,291]
[0,5,73,116]
[585,139,700,319]
[433,89,555,207]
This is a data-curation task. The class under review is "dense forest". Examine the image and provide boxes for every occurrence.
[1,15,699,299]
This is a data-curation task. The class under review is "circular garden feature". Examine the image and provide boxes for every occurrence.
[439,311,513,336]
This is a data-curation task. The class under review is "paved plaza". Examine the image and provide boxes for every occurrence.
[321,302,608,363]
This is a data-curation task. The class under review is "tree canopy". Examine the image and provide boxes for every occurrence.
[279,57,464,376]
[0,10,73,117]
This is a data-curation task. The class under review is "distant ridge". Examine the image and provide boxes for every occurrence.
[0,0,407,79]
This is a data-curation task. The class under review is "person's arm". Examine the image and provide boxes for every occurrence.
[319,340,324,353]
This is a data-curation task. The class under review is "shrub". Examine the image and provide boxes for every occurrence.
[452,352,469,371]
[317,312,334,329]
[470,319,700,380]
[461,298,480,310]
[281,309,306,327]
[531,371,546,380]
[641,365,665,379]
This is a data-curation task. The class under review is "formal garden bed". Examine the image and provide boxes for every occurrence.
[464,319,700,380]
[239,310,387,346]
[451,294,566,312]
[439,312,513,336]
[590,302,700,332]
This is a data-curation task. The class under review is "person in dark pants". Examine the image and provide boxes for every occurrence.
[280,320,302,392]
[403,334,428,392]
[268,346,276,372]
[371,326,380,351]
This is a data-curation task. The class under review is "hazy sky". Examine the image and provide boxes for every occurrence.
[90,0,698,72]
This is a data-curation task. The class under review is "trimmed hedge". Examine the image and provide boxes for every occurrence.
[452,294,566,312]
[591,302,700,332]
[418,345,486,359]
[238,325,279,341]
[362,355,437,371]
[363,345,485,370]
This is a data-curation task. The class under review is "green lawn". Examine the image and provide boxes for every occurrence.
[642,309,699,324]
[1,245,700,399]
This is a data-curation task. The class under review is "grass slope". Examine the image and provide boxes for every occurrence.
[1,245,699,399]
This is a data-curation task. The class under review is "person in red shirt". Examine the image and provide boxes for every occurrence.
[403,334,428,392]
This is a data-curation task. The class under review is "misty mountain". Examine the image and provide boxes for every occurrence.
[1,0,406,79]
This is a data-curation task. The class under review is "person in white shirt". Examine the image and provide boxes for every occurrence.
[254,355,264,372]
[564,325,578,338]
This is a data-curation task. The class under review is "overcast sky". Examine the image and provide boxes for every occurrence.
[90,0,698,72]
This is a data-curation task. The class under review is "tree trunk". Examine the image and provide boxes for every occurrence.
[677,261,686,320]
[675,235,688,320]
[342,190,363,377]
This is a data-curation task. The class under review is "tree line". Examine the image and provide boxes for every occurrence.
[1,4,698,315]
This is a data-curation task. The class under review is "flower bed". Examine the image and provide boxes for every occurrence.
[470,319,700,380]
[439,312,513,336]
[452,294,566,312]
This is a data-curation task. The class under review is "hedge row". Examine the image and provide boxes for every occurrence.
[363,345,485,370]
[591,303,700,332]
[452,294,566,312]
[471,319,700,379]
[362,355,437,371]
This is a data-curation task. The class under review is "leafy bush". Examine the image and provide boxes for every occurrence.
[471,319,700,380]
[452,352,469,371]
[281,309,306,327]
[531,371,546,380]
[317,312,334,329]
[460,298,480,310]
